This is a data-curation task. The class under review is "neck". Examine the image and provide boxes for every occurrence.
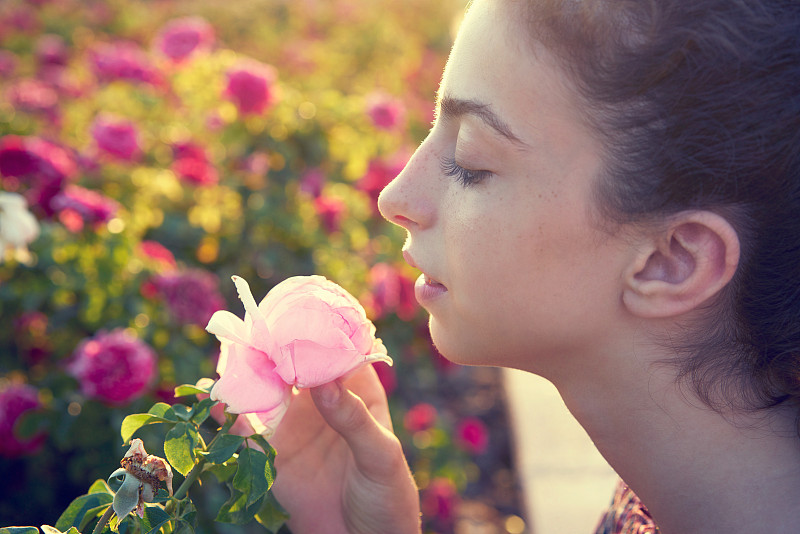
[552,363,800,534]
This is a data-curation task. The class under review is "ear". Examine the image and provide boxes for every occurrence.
[622,211,741,319]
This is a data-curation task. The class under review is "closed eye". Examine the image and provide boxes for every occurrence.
[440,156,492,187]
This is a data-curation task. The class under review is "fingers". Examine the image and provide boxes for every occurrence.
[311,380,408,481]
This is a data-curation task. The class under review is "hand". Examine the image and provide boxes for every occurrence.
[268,364,421,534]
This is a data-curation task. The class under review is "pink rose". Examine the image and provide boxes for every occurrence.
[67,329,157,405]
[171,141,218,186]
[154,16,215,63]
[313,195,346,234]
[137,240,176,271]
[51,184,119,232]
[91,115,141,161]
[358,154,407,212]
[365,91,406,131]
[366,262,418,320]
[455,417,489,455]
[90,41,162,87]
[150,269,225,327]
[0,383,46,458]
[223,60,278,116]
[206,275,392,436]
[403,402,437,433]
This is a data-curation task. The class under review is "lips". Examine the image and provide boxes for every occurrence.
[403,249,448,304]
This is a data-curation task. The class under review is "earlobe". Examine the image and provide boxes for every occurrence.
[622,211,741,319]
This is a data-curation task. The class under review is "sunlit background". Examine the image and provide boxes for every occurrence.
[0,0,530,532]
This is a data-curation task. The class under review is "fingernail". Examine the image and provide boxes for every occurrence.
[317,380,342,406]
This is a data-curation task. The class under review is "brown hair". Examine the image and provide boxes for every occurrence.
[514,0,800,416]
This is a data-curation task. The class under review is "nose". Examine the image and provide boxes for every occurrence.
[377,138,438,231]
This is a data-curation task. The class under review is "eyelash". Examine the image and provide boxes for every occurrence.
[440,156,492,187]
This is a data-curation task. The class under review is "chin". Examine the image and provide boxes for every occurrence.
[428,318,494,367]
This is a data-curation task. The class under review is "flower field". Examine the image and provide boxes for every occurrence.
[0,0,525,532]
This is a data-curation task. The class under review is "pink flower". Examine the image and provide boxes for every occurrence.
[36,34,69,68]
[313,195,346,234]
[0,383,46,458]
[373,361,397,396]
[207,275,393,436]
[223,60,278,116]
[403,403,437,433]
[67,329,157,405]
[365,91,406,131]
[6,79,59,117]
[90,41,162,86]
[51,185,119,232]
[456,417,489,455]
[150,269,225,327]
[0,135,76,216]
[366,262,418,320]
[171,142,218,186]
[154,16,215,63]
[91,115,141,161]
[0,50,18,78]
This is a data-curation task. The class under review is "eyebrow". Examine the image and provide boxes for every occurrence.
[438,94,527,148]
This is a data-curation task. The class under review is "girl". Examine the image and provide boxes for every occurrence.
[269,0,800,532]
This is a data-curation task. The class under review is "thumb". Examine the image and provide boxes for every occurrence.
[311,380,405,480]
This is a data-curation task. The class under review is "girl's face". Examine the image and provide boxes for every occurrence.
[378,0,636,375]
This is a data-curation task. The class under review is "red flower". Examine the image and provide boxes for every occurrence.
[0,383,46,458]
[91,114,141,161]
[358,155,407,212]
[171,142,218,186]
[421,478,459,525]
[67,329,157,406]
[224,60,278,116]
[137,240,176,271]
[154,16,215,63]
[456,417,489,455]
[403,402,437,433]
[373,361,397,396]
[366,262,417,320]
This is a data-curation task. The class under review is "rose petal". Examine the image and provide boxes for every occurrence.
[285,339,393,388]
[206,310,249,346]
[210,344,291,413]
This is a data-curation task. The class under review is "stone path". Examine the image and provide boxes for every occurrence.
[503,369,620,534]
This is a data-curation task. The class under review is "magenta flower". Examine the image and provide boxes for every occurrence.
[358,155,407,212]
[91,115,141,162]
[365,91,406,131]
[456,417,489,455]
[137,240,176,271]
[224,60,278,116]
[151,269,225,327]
[89,41,162,86]
[51,184,119,232]
[0,135,76,216]
[313,195,346,234]
[154,16,215,63]
[171,142,218,186]
[0,383,46,458]
[67,329,157,406]
[207,275,392,436]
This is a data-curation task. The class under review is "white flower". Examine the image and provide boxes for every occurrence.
[0,192,39,256]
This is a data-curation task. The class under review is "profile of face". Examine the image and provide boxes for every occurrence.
[378,0,638,376]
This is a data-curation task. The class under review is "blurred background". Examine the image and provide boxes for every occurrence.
[0,0,533,532]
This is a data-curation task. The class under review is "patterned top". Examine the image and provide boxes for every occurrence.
[594,480,660,534]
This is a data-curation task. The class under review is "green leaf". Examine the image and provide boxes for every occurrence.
[165,422,198,476]
[78,504,112,531]
[87,479,113,495]
[54,493,113,530]
[246,435,277,489]
[174,383,212,397]
[140,506,171,534]
[1,528,40,534]
[233,448,269,507]
[171,404,192,421]
[215,488,264,525]
[204,459,238,483]
[120,403,178,443]
[189,398,216,425]
[203,434,244,464]
[255,492,291,533]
